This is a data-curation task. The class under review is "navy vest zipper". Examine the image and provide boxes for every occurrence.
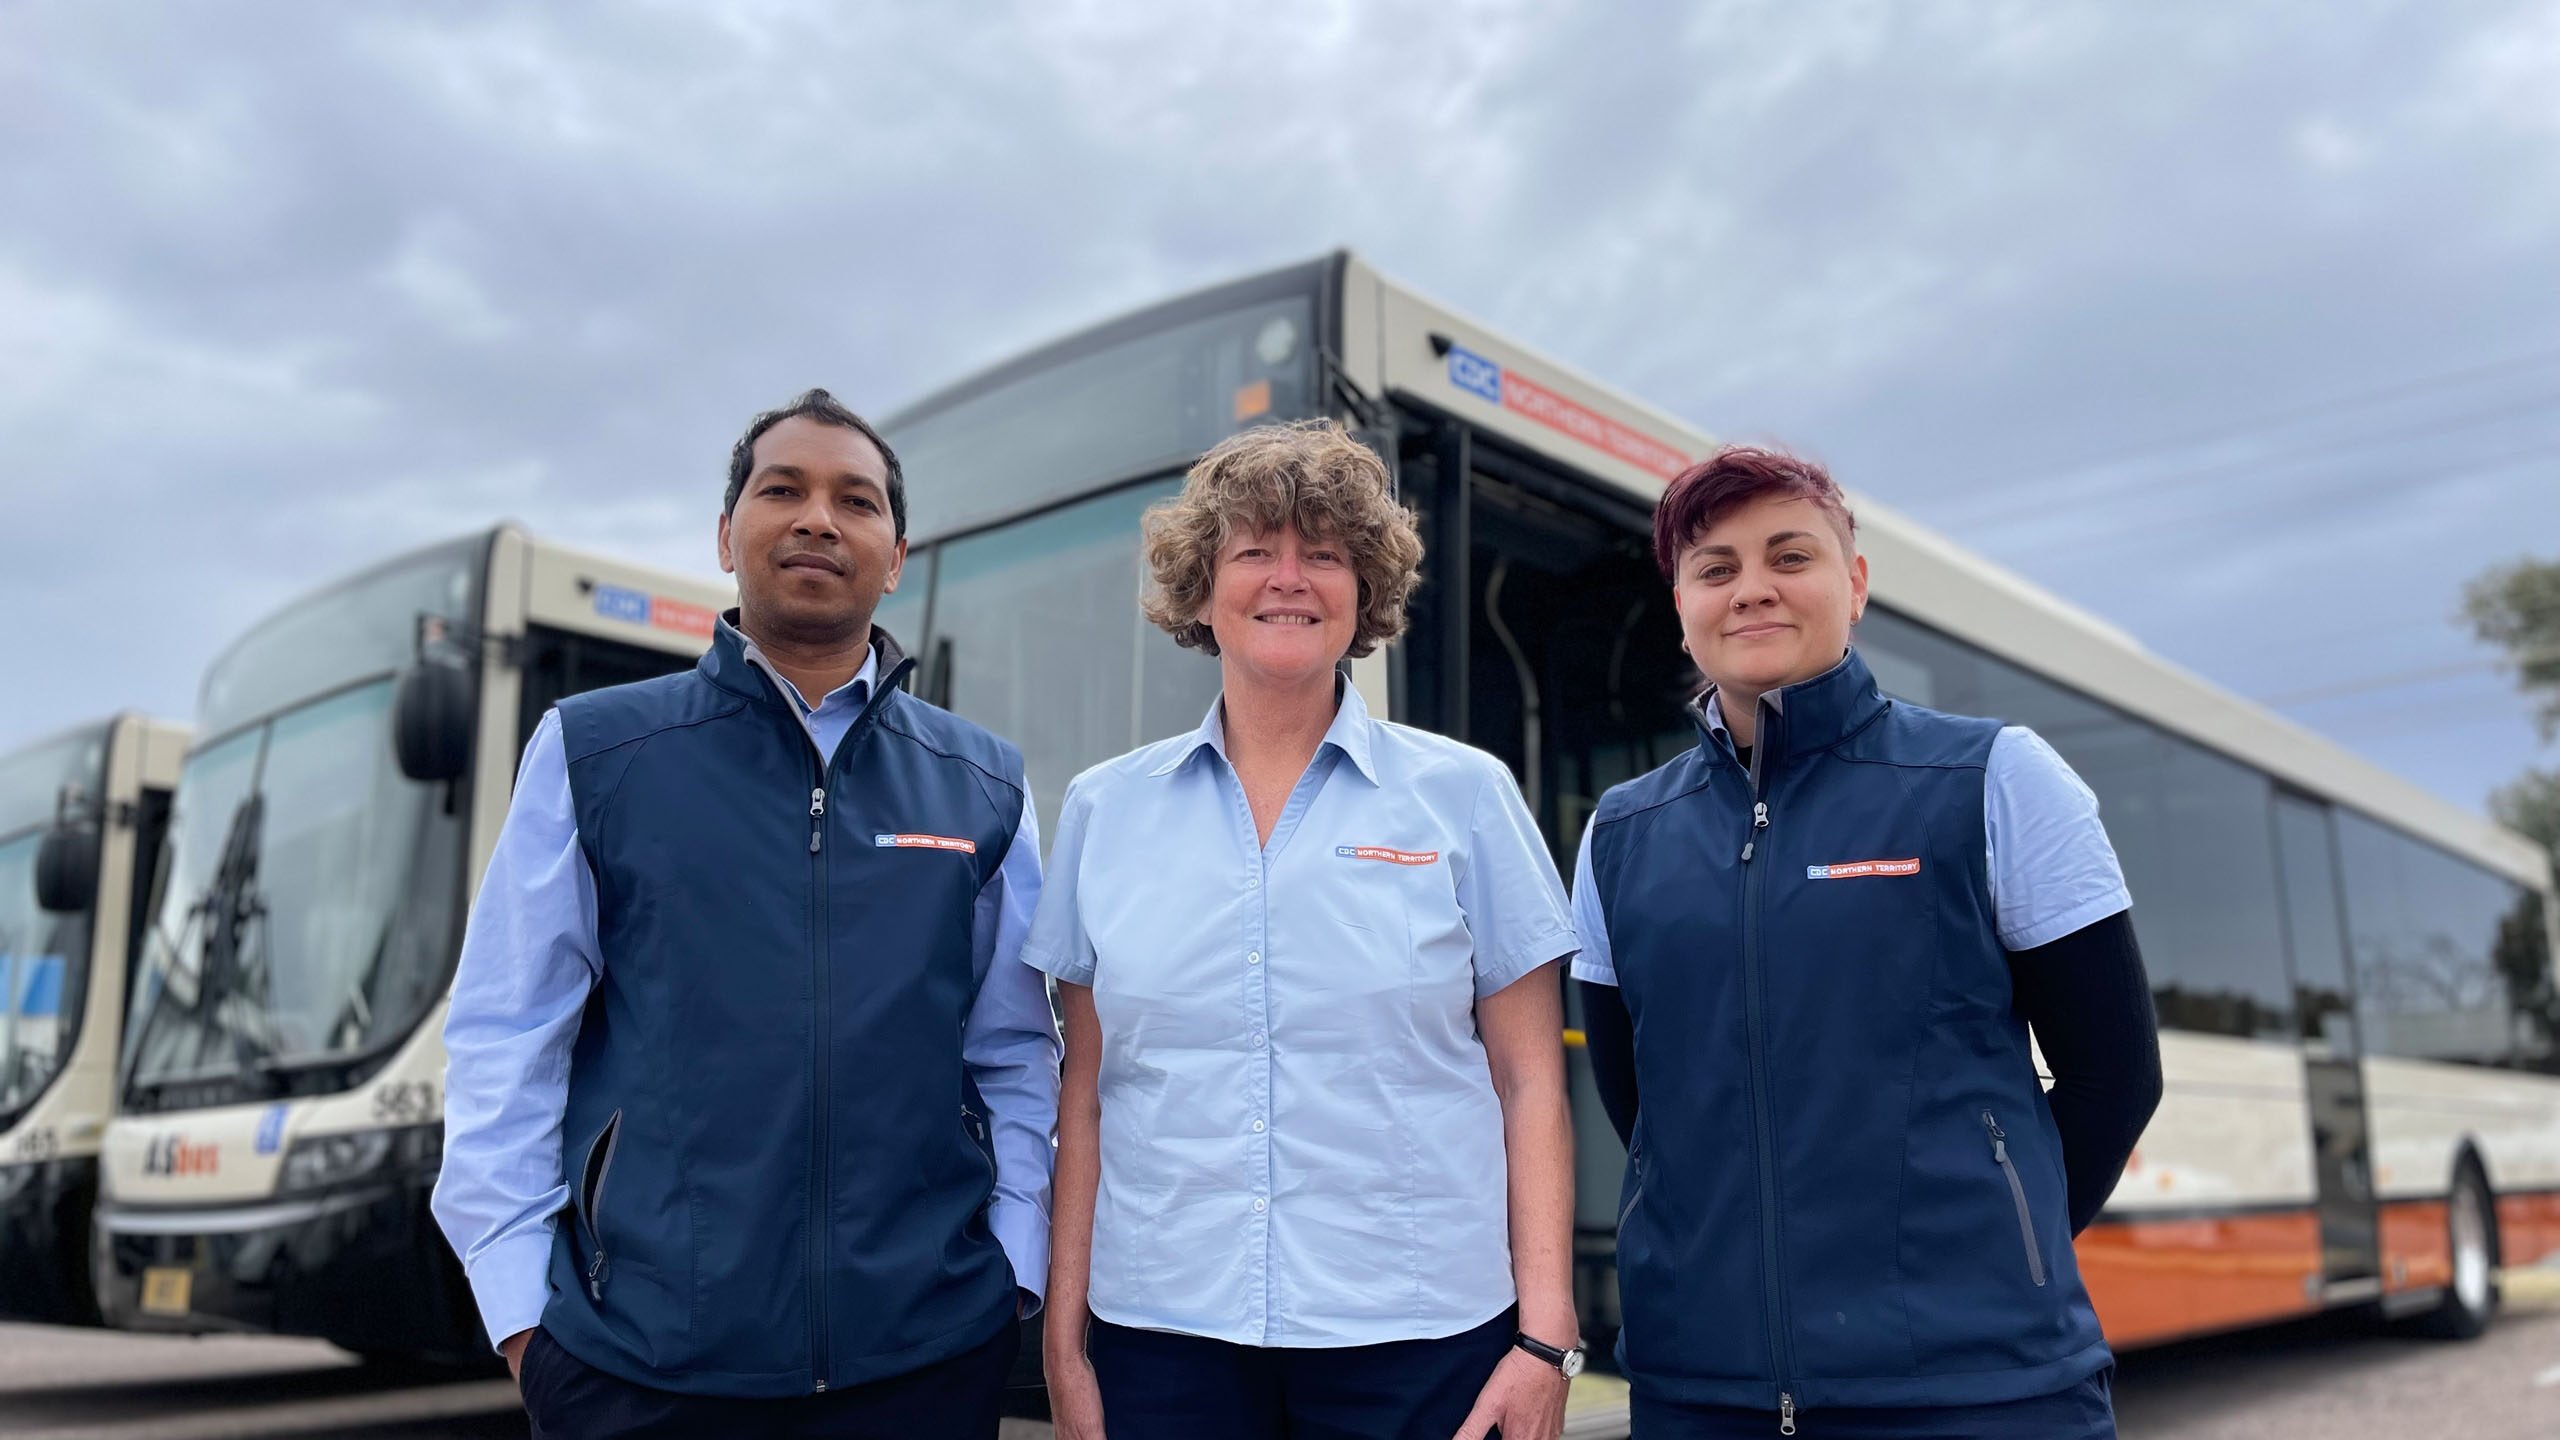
[795,659,916,1394]
[1735,706,1797,1436]
[808,765,830,1393]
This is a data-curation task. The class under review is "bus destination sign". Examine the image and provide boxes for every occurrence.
[593,582,717,639]
[1444,341,1690,481]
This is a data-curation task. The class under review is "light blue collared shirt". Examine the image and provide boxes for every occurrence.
[432,633,1057,1350]
[1571,690,2132,985]
[1023,679,1578,1347]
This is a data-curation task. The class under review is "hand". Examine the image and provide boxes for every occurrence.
[1452,1346,1568,1440]
[499,1329,533,1383]
[1045,1350,1109,1440]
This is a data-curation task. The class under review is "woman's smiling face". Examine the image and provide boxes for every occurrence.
[1204,523,1360,688]
[1672,492,1867,702]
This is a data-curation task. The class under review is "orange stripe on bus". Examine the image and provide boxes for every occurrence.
[2075,1210,2322,1349]
[2076,1194,2560,1349]
[2496,1191,2560,1271]
[2379,1199,2451,1293]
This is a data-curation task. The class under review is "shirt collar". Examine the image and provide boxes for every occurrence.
[1150,670,1380,785]
[725,615,881,717]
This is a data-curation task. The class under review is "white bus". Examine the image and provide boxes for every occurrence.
[872,251,2560,1366]
[93,527,730,1360]
[0,713,184,1326]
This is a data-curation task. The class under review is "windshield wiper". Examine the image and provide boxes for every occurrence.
[124,791,283,1092]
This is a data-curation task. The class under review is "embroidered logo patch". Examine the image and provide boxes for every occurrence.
[1805,858,1921,880]
[1335,845,1439,866]
[874,833,978,855]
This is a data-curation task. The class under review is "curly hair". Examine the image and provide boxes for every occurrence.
[1142,420,1423,659]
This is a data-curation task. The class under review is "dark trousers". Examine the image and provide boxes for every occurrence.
[519,1319,1019,1440]
[1085,1305,1516,1440]
[1630,1366,2115,1440]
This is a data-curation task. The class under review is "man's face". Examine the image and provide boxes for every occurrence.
[716,415,906,648]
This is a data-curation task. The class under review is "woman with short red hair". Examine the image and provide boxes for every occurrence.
[1573,446,2163,1438]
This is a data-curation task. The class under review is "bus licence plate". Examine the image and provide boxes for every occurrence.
[140,1267,192,1317]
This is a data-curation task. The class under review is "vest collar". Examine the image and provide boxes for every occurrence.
[1693,647,1888,777]
[701,610,916,709]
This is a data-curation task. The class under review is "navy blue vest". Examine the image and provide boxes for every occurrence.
[539,621,1024,1398]
[1589,649,2109,1413]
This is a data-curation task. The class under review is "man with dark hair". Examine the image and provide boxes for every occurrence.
[724,387,908,532]
[434,391,1057,1439]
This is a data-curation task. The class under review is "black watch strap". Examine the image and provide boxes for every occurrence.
[1512,1330,1581,1371]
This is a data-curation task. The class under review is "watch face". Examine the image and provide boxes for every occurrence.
[1562,1348,1586,1378]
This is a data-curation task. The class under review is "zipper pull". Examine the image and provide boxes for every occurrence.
[1778,1391,1796,1435]
[587,1250,609,1300]
[809,786,826,853]
[1982,1110,2007,1159]
[1741,800,1770,862]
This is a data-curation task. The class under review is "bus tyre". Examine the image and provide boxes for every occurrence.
[2416,1161,2499,1341]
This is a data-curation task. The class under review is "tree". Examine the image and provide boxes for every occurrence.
[2465,557,2560,1066]
[2463,556,2560,862]
[2463,557,2560,744]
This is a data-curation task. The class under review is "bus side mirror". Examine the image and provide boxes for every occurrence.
[35,815,101,915]
[393,659,475,783]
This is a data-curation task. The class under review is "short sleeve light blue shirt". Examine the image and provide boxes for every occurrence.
[1572,696,2132,985]
[1023,679,1578,1347]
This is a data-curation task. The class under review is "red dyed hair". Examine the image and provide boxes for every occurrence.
[1652,445,1857,580]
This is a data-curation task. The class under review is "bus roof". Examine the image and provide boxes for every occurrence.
[879,251,2547,889]
[1337,251,2548,890]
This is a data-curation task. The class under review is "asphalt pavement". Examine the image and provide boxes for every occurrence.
[6,1278,2559,1439]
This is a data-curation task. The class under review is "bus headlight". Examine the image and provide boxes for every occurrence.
[274,1124,443,1194]
[276,1130,395,1193]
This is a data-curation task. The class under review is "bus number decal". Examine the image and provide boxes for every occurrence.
[10,1126,59,1164]
[372,1081,441,1125]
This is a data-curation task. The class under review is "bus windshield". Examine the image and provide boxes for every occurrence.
[888,291,1318,544]
[0,725,110,1125]
[124,545,479,1106]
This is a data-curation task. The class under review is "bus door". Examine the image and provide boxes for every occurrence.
[2272,788,2382,1290]
[1392,406,1696,1345]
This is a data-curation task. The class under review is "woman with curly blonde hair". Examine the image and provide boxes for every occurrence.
[1024,420,1585,1440]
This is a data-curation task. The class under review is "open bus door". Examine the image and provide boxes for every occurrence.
[1389,402,1695,1354]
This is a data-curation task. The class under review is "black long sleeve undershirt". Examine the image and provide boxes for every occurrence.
[1577,908,2163,1238]
[2010,910,2164,1234]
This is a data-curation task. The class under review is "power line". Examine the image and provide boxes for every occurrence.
[1953,343,2560,506]
[1942,389,2560,525]
[1966,438,2560,550]
[2257,652,2560,709]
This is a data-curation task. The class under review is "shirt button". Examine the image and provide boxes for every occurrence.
[1247,876,1260,888]
[1247,951,1261,965]
[1252,1197,1268,1213]
[1251,1032,1266,1048]
[1251,1119,1266,1133]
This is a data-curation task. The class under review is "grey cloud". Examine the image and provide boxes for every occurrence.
[1,0,2554,811]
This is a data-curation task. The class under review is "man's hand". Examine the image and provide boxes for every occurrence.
[1452,1346,1568,1440]
[500,1329,534,1383]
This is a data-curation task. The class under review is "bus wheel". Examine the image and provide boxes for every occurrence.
[2416,1161,2499,1341]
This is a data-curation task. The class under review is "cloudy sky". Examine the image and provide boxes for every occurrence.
[4,1,2556,816]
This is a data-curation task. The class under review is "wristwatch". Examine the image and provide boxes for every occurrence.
[1513,1329,1586,1378]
